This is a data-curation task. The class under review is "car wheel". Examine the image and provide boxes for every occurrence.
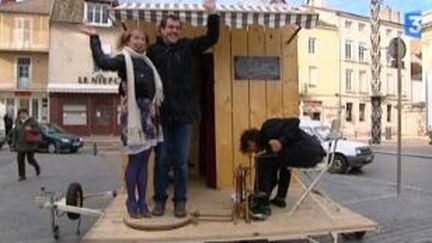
[329,154,348,174]
[66,183,83,220]
[48,143,57,153]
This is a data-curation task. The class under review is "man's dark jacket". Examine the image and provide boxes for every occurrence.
[147,14,219,126]
[258,118,326,167]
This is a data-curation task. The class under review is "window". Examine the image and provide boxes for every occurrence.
[308,37,316,54]
[345,69,353,91]
[345,20,352,28]
[358,43,367,62]
[358,23,366,31]
[386,73,394,95]
[32,99,39,121]
[359,71,367,93]
[85,2,110,26]
[308,66,318,87]
[346,102,353,122]
[63,105,87,125]
[345,40,353,60]
[17,57,31,89]
[387,104,392,122]
[359,103,366,122]
[386,29,392,37]
[397,30,403,37]
[15,18,32,47]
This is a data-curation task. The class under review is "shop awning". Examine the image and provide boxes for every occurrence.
[48,83,118,94]
[108,3,318,29]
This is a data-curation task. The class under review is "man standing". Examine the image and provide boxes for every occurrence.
[149,0,219,218]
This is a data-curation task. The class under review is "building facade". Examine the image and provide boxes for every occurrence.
[301,3,412,138]
[48,0,121,135]
[423,10,432,133]
[0,0,53,128]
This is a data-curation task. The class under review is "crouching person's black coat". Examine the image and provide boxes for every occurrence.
[259,118,326,167]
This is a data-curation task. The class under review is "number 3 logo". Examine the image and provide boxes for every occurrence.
[408,15,421,34]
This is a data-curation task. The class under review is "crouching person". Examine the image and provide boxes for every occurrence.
[240,117,326,219]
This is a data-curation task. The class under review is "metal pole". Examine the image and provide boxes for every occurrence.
[396,40,402,195]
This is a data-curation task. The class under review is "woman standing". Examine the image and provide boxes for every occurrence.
[11,108,41,181]
[80,26,164,219]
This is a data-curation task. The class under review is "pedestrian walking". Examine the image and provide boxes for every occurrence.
[3,107,13,137]
[10,108,41,181]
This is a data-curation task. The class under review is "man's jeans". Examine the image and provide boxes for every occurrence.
[154,123,192,204]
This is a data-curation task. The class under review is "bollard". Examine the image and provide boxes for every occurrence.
[93,142,97,156]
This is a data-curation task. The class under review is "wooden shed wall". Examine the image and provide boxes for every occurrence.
[124,21,300,189]
[214,25,300,188]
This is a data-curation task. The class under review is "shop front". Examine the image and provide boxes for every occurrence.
[0,90,49,127]
[48,74,120,136]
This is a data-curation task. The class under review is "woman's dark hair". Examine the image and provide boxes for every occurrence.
[17,108,29,116]
[240,128,260,153]
[117,28,150,50]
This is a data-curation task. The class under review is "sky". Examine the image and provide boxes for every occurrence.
[288,0,432,19]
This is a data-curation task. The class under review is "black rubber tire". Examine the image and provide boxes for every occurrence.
[329,154,348,174]
[48,143,57,154]
[66,183,83,220]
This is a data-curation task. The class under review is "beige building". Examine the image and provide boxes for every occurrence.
[48,0,122,135]
[423,10,432,132]
[301,3,412,138]
[0,0,53,126]
[298,21,340,123]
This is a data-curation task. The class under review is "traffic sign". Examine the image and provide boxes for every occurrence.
[404,11,422,39]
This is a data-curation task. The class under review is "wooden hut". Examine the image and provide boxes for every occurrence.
[109,2,318,189]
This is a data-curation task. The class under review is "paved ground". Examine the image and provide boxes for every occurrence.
[1,138,432,242]
[0,146,121,243]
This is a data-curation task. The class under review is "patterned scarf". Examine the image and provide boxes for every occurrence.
[122,46,164,146]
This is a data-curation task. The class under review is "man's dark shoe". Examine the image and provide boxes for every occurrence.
[18,177,26,182]
[270,197,287,208]
[174,202,187,218]
[152,202,165,217]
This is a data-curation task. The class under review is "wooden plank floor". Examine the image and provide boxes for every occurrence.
[83,179,377,242]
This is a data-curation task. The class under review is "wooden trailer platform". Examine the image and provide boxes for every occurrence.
[83,179,378,242]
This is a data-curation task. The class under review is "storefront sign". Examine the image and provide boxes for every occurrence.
[78,74,120,85]
[234,56,280,80]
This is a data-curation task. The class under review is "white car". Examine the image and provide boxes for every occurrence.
[299,118,374,174]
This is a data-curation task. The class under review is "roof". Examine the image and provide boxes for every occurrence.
[109,2,319,29]
[0,0,54,15]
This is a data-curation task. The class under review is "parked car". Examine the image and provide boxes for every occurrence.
[38,123,84,153]
[299,117,374,174]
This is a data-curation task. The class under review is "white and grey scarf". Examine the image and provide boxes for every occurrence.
[122,46,164,147]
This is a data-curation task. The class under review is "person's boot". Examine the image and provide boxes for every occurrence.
[174,202,187,218]
[18,176,26,182]
[270,196,287,208]
[34,164,41,177]
[249,192,271,220]
[152,202,166,217]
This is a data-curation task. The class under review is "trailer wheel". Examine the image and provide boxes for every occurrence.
[66,183,83,220]
[342,231,366,239]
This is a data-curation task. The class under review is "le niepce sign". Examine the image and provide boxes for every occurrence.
[234,56,280,80]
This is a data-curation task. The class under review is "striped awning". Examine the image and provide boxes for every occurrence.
[108,3,318,29]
